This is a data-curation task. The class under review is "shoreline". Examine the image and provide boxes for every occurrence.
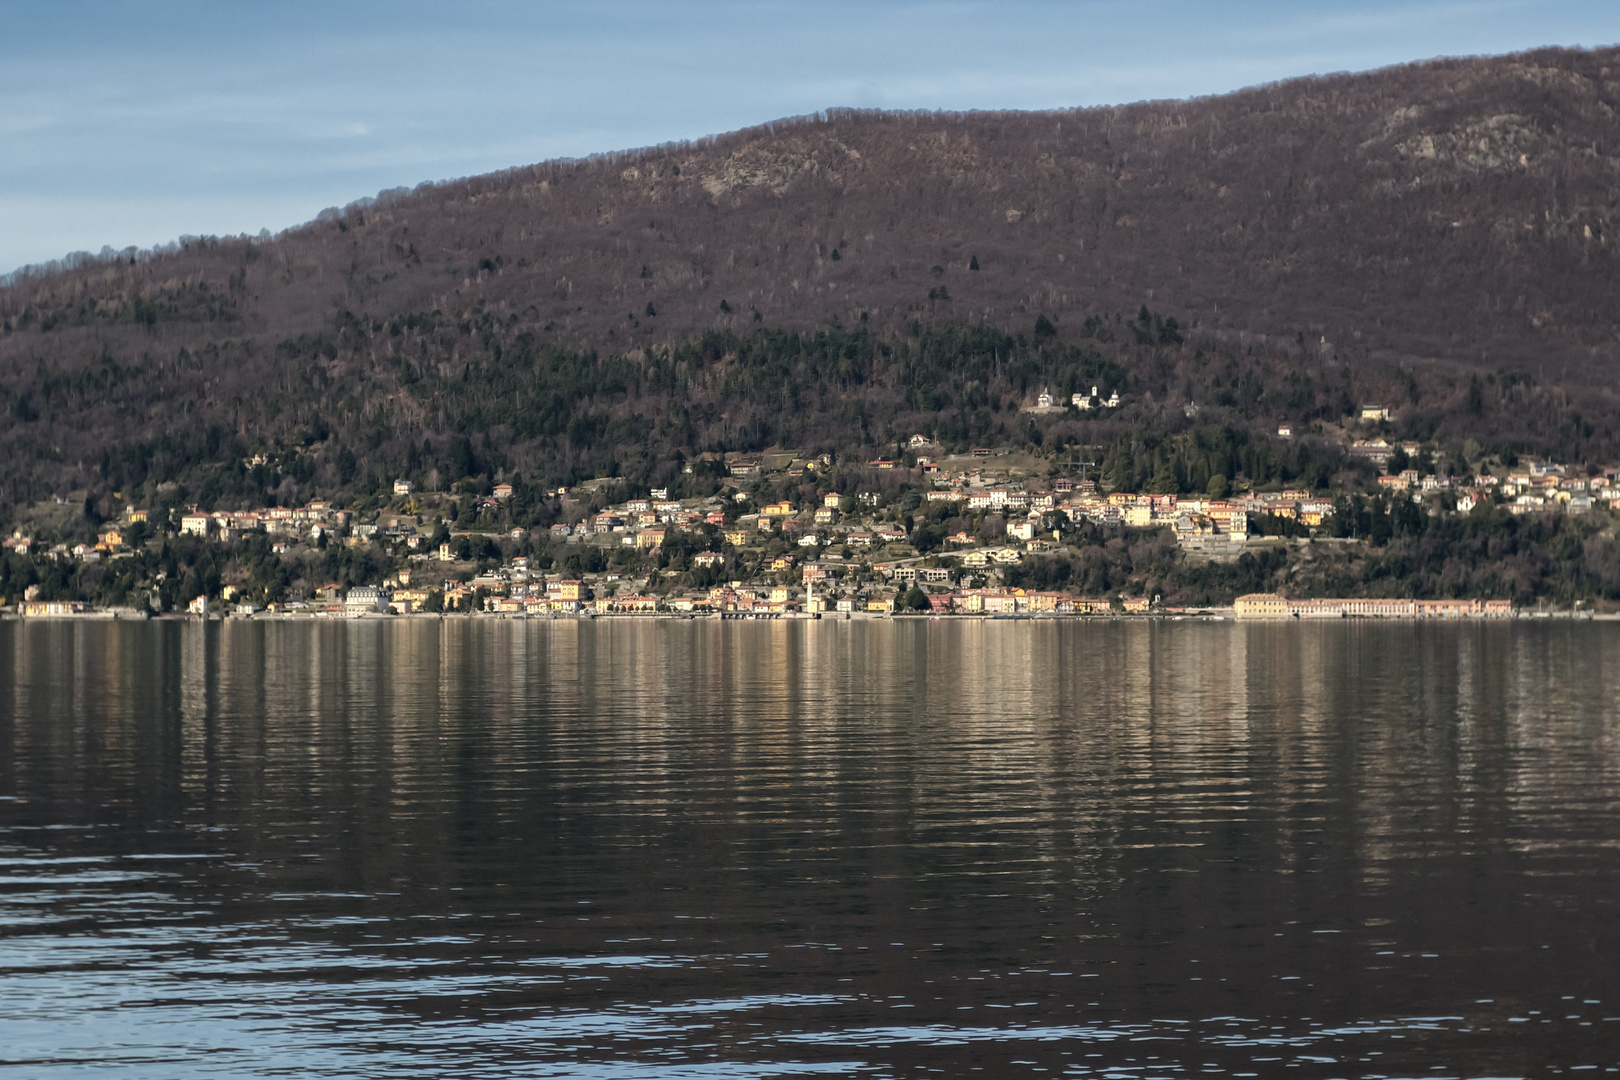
[2,610,1610,623]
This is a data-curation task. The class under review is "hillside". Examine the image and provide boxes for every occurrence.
[2,45,1620,513]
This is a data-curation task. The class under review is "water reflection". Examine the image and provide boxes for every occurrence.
[0,620,1618,1077]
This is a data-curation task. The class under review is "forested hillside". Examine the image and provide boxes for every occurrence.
[2,44,1619,515]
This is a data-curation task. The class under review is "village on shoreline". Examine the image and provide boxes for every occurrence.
[6,422,1619,623]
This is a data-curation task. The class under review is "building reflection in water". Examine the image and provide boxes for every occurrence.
[0,620,1615,892]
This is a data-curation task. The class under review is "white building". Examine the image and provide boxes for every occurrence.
[345,586,387,614]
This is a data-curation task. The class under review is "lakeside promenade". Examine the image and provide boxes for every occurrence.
[6,602,1607,622]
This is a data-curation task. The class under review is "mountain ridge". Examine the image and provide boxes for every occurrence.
[2,44,1619,512]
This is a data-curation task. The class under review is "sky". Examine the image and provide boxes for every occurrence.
[3,0,1618,274]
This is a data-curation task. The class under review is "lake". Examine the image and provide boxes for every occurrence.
[0,618,1617,1078]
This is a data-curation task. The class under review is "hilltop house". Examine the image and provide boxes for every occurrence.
[1071,386,1120,410]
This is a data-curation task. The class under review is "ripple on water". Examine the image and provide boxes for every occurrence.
[0,619,1616,1077]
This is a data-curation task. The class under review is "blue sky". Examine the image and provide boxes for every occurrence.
[3,0,1618,273]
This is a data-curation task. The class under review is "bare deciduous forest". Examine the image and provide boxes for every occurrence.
[1,45,1618,514]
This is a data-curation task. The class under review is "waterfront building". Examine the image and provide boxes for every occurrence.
[1234,593,1290,619]
[345,586,387,614]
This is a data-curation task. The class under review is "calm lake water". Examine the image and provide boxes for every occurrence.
[0,618,1617,1078]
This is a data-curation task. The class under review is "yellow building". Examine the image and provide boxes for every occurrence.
[1123,504,1153,527]
[21,601,90,616]
[1234,593,1289,619]
[390,588,432,613]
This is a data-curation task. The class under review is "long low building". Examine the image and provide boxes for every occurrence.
[1235,593,1514,619]
[20,600,92,616]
